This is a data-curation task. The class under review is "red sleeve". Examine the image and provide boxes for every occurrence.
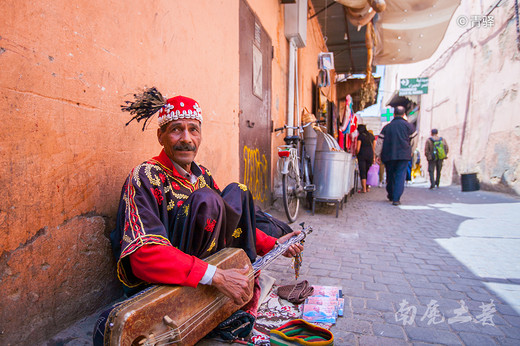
[129,244,208,287]
[255,228,277,256]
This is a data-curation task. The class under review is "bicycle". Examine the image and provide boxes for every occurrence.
[274,120,323,223]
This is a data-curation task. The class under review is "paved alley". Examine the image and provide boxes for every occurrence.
[44,182,520,345]
[264,182,520,345]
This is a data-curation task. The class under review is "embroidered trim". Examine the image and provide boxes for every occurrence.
[132,166,142,188]
[125,183,146,239]
[117,235,172,287]
[207,239,216,252]
[145,164,163,187]
[150,187,164,205]
[232,228,242,238]
[158,102,202,127]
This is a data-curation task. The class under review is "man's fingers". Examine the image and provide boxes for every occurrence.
[282,243,304,258]
[212,267,252,306]
[278,230,301,244]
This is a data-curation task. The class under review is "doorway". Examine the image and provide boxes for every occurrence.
[239,0,272,208]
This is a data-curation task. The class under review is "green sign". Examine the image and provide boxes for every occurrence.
[399,78,429,96]
[381,108,393,122]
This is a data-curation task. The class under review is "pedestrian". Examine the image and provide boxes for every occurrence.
[93,88,303,345]
[375,106,417,205]
[424,128,449,189]
[356,124,375,193]
[411,148,421,180]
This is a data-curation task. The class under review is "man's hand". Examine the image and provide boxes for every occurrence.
[211,265,252,306]
[277,230,304,258]
[375,156,381,165]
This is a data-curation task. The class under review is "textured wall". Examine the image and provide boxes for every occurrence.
[382,0,520,194]
[0,0,239,343]
[1,0,331,343]
[247,0,330,189]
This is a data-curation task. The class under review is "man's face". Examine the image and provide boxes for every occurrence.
[157,119,202,171]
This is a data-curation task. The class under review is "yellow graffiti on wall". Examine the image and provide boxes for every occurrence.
[243,146,268,202]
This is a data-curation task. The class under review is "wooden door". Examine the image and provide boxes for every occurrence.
[239,0,272,208]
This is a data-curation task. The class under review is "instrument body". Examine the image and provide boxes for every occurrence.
[106,226,312,346]
[106,248,253,346]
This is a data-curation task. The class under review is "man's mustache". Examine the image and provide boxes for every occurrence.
[173,143,196,151]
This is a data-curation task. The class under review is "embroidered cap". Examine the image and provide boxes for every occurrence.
[121,88,202,131]
[157,96,203,127]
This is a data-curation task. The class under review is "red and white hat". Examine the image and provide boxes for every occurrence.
[157,95,203,127]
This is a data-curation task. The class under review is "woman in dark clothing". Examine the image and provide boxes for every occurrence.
[356,124,376,193]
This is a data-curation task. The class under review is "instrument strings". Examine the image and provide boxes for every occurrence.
[143,270,259,345]
[143,227,311,345]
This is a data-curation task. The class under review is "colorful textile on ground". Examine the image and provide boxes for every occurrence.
[247,285,333,345]
[269,319,334,345]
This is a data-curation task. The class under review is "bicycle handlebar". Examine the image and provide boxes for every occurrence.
[274,119,326,132]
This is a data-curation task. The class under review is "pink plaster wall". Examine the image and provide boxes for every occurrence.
[0,0,240,343]
[0,0,332,343]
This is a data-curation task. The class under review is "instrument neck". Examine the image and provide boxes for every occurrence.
[251,226,312,274]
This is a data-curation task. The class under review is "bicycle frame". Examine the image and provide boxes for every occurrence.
[275,121,320,222]
[277,143,304,197]
[277,145,299,177]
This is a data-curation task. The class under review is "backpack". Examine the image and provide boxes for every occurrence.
[431,137,446,160]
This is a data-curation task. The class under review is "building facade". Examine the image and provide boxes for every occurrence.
[0,1,333,343]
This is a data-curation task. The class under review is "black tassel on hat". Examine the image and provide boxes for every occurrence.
[121,87,166,131]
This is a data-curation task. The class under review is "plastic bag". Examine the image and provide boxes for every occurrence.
[367,163,380,187]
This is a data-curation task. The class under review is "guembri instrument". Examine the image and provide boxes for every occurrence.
[105,226,312,346]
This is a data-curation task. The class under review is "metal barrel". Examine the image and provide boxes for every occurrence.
[313,150,347,200]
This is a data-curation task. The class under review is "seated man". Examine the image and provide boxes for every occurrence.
[93,88,303,344]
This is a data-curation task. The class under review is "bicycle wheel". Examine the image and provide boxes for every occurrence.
[282,172,300,223]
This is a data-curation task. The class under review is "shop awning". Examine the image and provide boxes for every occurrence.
[310,0,461,71]
[373,0,461,65]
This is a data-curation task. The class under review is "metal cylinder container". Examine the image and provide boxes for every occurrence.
[313,150,347,200]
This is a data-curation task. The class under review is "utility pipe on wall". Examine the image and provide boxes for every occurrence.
[287,38,297,135]
[295,46,300,130]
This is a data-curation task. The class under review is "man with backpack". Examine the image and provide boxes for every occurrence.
[425,129,449,189]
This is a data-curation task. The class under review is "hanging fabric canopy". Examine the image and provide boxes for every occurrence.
[373,0,461,65]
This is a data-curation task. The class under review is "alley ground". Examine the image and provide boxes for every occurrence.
[44,180,520,345]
